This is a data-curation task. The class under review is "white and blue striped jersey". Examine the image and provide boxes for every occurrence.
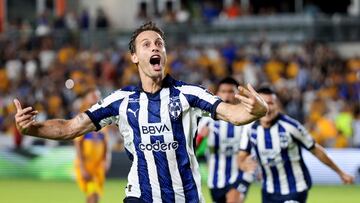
[198,118,253,189]
[239,114,315,195]
[85,75,222,203]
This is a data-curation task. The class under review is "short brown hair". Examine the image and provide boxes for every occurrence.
[129,21,165,54]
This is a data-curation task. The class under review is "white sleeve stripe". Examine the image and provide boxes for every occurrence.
[279,121,315,150]
[101,90,134,107]
[175,85,219,105]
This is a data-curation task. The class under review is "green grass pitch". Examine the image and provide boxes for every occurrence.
[0,179,358,203]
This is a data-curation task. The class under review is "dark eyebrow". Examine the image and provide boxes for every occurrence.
[140,39,149,43]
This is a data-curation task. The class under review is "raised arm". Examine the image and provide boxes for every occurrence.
[310,143,354,184]
[14,99,96,140]
[216,84,268,125]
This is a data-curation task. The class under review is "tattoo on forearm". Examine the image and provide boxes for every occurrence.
[53,119,68,138]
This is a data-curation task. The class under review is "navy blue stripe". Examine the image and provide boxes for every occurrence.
[225,122,234,185]
[242,126,252,153]
[252,123,273,193]
[270,166,281,194]
[250,123,258,141]
[84,110,101,131]
[214,122,220,150]
[279,114,300,128]
[127,93,152,202]
[151,135,175,202]
[225,156,232,185]
[251,124,267,190]
[243,142,252,153]
[210,100,222,120]
[213,153,219,188]
[147,93,161,123]
[146,92,175,202]
[253,142,267,191]
[125,148,134,162]
[183,94,220,116]
[213,122,220,187]
[85,99,122,131]
[227,123,235,138]
[264,128,272,149]
[169,88,199,202]
[278,125,297,194]
[298,147,312,189]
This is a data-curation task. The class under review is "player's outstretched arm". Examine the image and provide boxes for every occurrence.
[311,143,354,184]
[216,84,268,125]
[14,99,96,140]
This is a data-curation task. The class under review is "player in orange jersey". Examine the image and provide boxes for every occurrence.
[74,88,110,203]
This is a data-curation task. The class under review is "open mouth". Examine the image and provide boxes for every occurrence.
[149,55,161,66]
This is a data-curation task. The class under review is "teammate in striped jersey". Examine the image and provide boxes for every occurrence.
[197,77,256,203]
[238,86,354,203]
[13,22,269,203]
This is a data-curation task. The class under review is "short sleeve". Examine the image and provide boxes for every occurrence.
[85,91,125,131]
[177,85,222,119]
[280,115,315,150]
[292,124,315,150]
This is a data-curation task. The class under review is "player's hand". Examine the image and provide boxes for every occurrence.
[13,99,38,134]
[243,155,257,173]
[81,167,92,181]
[340,172,354,184]
[235,84,268,118]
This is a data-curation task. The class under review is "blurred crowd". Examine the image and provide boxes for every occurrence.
[0,18,360,150]
[137,0,350,24]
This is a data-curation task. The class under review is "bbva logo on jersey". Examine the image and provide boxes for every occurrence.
[169,97,182,120]
[141,124,171,135]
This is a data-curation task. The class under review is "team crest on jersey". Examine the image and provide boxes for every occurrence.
[169,97,182,120]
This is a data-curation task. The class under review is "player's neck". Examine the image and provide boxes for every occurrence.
[260,120,272,128]
[140,73,164,93]
[260,113,280,128]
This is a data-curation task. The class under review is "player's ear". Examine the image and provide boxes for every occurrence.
[131,53,139,64]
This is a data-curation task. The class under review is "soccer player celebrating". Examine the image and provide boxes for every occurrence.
[197,77,257,203]
[74,88,110,203]
[238,85,354,203]
[13,21,268,203]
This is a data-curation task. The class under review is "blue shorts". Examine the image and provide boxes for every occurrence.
[262,190,308,203]
[210,180,251,203]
